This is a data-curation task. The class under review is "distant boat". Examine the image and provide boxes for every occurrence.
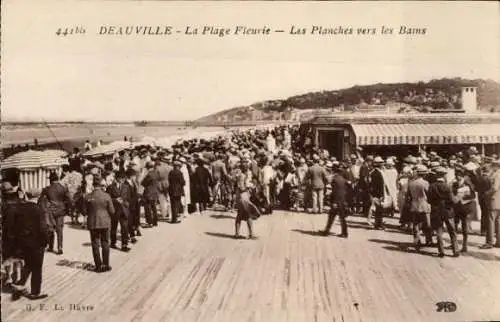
[135,121,148,127]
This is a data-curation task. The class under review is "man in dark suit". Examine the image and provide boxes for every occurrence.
[428,167,459,257]
[141,162,160,227]
[359,155,373,218]
[84,178,115,273]
[124,168,140,242]
[106,171,131,252]
[10,188,50,300]
[39,172,72,255]
[369,157,386,230]
[320,165,350,237]
[168,160,185,224]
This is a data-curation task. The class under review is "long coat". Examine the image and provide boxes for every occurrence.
[141,169,160,201]
[168,168,185,198]
[428,179,454,228]
[408,177,431,213]
[9,201,49,250]
[192,165,213,203]
[106,182,132,220]
[84,187,115,230]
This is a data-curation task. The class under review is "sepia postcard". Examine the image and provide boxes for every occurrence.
[1,1,500,321]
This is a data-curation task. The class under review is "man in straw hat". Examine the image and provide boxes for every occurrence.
[408,164,432,250]
[428,167,459,257]
[10,188,50,300]
[369,156,387,229]
[84,177,114,273]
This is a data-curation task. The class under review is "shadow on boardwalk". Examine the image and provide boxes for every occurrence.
[55,259,95,272]
[290,229,323,237]
[204,232,237,239]
[210,214,235,220]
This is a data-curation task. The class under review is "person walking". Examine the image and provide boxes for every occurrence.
[428,167,459,257]
[84,178,114,273]
[320,164,349,238]
[10,188,50,300]
[234,161,261,239]
[39,172,72,255]
[168,160,185,224]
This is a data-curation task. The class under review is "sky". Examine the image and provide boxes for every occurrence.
[2,1,499,122]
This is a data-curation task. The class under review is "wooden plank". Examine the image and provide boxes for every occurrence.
[2,212,500,321]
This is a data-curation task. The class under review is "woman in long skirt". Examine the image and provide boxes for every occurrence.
[234,161,261,239]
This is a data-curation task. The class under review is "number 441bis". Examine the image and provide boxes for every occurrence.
[56,26,86,36]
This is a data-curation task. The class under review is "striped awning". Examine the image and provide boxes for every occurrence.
[1,150,69,170]
[352,123,500,146]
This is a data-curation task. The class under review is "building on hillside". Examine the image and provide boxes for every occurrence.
[461,86,478,113]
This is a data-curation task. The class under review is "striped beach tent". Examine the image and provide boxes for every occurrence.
[0,149,69,191]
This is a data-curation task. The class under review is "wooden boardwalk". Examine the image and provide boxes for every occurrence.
[2,211,500,322]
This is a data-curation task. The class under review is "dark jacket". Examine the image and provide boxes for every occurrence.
[10,201,49,250]
[428,179,453,210]
[168,168,185,198]
[39,182,72,217]
[123,179,139,214]
[192,166,213,203]
[359,164,372,189]
[369,168,385,199]
[85,187,115,230]
[141,169,160,201]
[330,173,349,206]
[106,182,132,219]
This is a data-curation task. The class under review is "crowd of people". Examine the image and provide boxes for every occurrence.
[2,124,500,300]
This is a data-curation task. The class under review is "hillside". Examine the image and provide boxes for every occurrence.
[196,78,500,123]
